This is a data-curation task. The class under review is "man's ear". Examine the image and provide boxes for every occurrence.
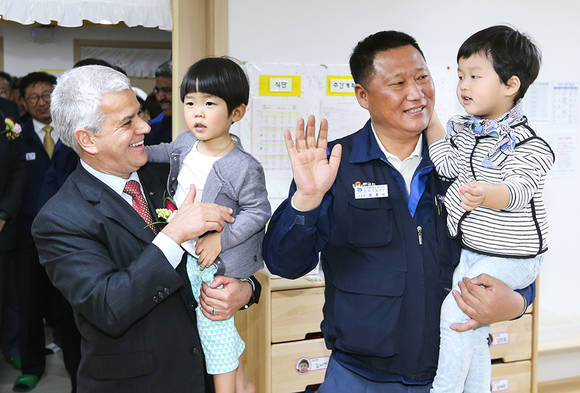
[355,84,369,110]
[504,75,521,99]
[230,103,246,123]
[74,129,98,155]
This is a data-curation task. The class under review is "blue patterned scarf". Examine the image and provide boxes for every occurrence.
[446,100,524,168]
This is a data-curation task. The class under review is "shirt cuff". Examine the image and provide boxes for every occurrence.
[289,195,322,227]
[152,232,185,269]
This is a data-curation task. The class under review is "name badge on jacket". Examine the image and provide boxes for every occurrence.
[353,182,388,199]
[25,152,36,161]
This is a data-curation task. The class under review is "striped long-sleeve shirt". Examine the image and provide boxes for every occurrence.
[429,118,555,257]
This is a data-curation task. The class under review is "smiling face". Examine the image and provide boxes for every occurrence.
[183,92,243,146]
[87,89,151,178]
[24,82,53,124]
[155,76,172,116]
[457,52,515,120]
[355,45,434,142]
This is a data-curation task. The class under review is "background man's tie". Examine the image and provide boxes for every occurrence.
[123,180,157,234]
[43,125,55,158]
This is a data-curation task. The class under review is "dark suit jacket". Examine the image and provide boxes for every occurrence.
[0,96,20,121]
[18,119,53,243]
[144,113,172,146]
[37,140,79,209]
[32,163,209,393]
[0,122,26,251]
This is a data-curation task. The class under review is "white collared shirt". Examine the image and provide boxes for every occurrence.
[80,160,184,268]
[32,118,59,145]
[371,124,423,195]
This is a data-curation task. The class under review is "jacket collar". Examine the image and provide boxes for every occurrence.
[348,119,433,170]
[72,165,156,244]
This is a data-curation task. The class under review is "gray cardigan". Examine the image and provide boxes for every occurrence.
[146,131,270,278]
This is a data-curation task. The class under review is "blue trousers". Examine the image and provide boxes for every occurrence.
[318,355,431,393]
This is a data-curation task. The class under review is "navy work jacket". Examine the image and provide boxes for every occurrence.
[263,120,535,383]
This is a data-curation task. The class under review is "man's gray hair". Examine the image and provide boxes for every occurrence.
[51,65,131,153]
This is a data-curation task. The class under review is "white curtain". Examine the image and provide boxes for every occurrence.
[0,0,172,30]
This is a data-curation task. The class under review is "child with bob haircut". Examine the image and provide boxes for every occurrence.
[147,57,270,393]
[427,26,554,393]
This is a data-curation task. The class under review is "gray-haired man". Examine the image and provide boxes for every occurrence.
[32,65,255,393]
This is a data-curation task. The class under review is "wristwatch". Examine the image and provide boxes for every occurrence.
[239,276,261,310]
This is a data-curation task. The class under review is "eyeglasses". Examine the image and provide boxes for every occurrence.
[25,92,52,105]
[154,86,172,95]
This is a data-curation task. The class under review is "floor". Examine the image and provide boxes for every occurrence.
[539,377,580,393]
[1,353,578,393]
[0,352,70,393]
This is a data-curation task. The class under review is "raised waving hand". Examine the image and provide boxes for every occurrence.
[285,115,342,211]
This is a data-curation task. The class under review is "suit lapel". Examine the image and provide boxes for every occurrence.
[22,120,49,161]
[73,166,155,244]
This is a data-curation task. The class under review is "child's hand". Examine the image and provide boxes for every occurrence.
[459,182,486,211]
[196,231,222,269]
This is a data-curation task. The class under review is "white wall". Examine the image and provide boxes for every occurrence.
[229,0,580,383]
[0,23,170,77]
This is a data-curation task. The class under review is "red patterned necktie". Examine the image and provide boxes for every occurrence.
[123,180,156,234]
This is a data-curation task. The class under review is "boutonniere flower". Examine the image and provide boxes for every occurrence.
[1,116,22,140]
[146,191,177,229]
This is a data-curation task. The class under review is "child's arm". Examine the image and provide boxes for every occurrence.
[425,110,446,144]
[195,231,221,269]
[145,142,172,163]
[220,162,271,252]
[500,137,554,211]
[461,137,555,212]
[427,111,461,179]
[459,182,509,211]
[145,131,190,163]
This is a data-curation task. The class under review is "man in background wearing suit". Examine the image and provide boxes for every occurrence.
[0,97,26,371]
[14,72,81,392]
[32,65,256,393]
[144,60,173,146]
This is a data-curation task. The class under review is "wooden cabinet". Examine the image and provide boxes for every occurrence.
[490,283,540,393]
[235,270,329,393]
[236,270,539,393]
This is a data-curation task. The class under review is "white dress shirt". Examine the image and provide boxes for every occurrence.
[80,160,184,268]
[371,123,423,195]
[32,118,58,145]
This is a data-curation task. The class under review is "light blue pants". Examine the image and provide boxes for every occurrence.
[431,249,541,393]
[186,255,245,375]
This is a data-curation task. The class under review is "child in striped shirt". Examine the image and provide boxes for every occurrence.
[427,25,554,393]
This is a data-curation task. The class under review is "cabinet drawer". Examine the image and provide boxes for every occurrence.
[271,338,331,393]
[491,360,531,392]
[489,314,532,362]
[271,287,324,343]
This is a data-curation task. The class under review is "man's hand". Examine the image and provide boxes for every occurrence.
[199,276,252,321]
[459,182,485,211]
[162,185,234,244]
[286,115,342,211]
[451,273,526,332]
[0,218,5,232]
[196,232,221,269]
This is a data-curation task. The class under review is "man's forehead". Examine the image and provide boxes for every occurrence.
[156,76,172,85]
[100,90,138,117]
[374,47,426,68]
[26,82,53,93]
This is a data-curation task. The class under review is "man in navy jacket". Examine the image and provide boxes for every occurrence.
[263,31,534,392]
